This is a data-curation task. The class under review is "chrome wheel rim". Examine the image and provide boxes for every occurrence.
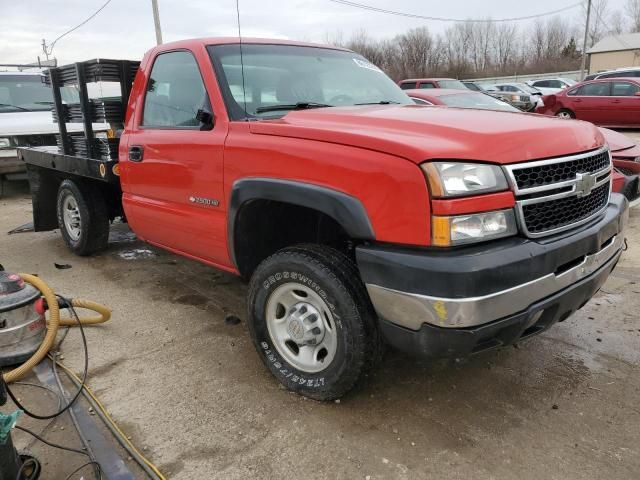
[265,282,338,373]
[557,111,572,119]
[62,195,81,241]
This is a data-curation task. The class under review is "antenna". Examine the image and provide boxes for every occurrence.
[235,0,248,119]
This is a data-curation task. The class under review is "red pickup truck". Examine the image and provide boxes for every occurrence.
[19,38,629,400]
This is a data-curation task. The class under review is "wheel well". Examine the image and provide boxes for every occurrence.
[233,200,353,279]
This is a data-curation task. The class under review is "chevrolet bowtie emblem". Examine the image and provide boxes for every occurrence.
[575,172,597,197]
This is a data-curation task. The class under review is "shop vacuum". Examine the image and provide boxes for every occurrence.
[0,270,46,368]
[0,270,44,479]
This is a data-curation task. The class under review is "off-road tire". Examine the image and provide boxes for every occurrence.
[56,179,109,256]
[247,244,382,400]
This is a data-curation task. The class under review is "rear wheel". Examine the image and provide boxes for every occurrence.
[247,244,382,400]
[556,108,575,119]
[56,179,109,256]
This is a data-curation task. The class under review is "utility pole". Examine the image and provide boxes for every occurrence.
[151,0,163,45]
[580,0,592,80]
[41,39,49,60]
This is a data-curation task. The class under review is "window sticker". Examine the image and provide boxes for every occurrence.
[352,58,383,73]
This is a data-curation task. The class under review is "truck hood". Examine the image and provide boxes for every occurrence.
[249,105,604,165]
[0,111,108,136]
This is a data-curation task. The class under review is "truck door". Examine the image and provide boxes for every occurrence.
[120,50,228,266]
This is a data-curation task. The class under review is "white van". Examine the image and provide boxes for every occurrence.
[0,71,107,182]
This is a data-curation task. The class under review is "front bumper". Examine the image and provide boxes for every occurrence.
[0,149,25,175]
[356,194,628,357]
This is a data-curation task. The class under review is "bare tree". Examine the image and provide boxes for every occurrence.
[608,10,627,34]
[394,27,437,78]
[335,5,608,81]
[493,23,518,71]
[625,0,640,31]
[583,0,611,47]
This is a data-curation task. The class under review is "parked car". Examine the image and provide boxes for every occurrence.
[406,88,516,112]
[526,78,576,94]
[407,88,640,201]
[398,78,467,90]
[19,38,628,400]
[584,67,640,81]
[462,81,486,92]
[0,71,108,184]
[604,127,640,200]
[535,78,640,127]
[486,82,543,111]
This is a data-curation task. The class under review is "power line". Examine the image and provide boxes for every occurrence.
[327,0,583,23]
[44,0,113,56]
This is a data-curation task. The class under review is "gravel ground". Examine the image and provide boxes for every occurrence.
[1,132,640,479]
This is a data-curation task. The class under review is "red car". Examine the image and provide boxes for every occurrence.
[408,88,640,200]
[535,78,640,127]
[398,78,467,90]
[406,88,517,112]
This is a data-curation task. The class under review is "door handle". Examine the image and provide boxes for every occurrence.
[129,145,144,162]
[612,99,621,103]
[574,99,582,103]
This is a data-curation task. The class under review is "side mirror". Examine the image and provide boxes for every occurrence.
[635,91,640,97]
[196,109,214,130]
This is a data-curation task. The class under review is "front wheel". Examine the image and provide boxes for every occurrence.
[556,108,575,119]
[247,244,381,400]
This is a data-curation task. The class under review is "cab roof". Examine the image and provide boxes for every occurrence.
[152,37,352,53]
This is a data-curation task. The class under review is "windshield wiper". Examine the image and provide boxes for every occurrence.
[0,103,31,112]
[255,102,333,114]
[355,101,401,105]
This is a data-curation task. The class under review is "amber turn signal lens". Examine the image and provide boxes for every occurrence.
[421,163,444,197]
[432,216,451,246]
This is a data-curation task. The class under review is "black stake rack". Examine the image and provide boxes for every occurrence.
[45,59,140,161]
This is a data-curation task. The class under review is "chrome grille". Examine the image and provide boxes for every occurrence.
[504,146,612,238]
[511,149,610,189]
[522,182,610,234]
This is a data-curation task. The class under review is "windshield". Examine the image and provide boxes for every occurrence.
[439,92,520,112]
[0,75,55,112]
[437,79,467,90]
[208,44,412,119]
[516,83,541,94]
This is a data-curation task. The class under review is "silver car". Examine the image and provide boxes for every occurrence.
[485,82,543,112]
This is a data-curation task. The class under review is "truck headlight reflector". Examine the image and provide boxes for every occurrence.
[0,138,10,148]
[422,162,508,197]
[432,209,517,246]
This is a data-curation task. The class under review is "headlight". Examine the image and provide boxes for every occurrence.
[0,138,11,148]
[422,162,509,197]
[432,209,517,246]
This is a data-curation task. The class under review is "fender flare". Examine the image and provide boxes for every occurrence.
[228,178,375,268]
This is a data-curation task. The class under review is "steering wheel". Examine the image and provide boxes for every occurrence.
[329,94,355,106]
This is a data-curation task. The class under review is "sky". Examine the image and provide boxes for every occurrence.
[0,0,629,66]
